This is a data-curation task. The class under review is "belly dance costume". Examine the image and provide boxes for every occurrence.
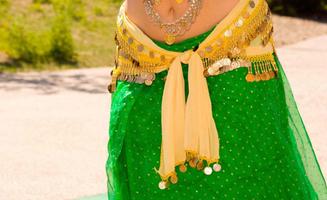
[105,0,327,199]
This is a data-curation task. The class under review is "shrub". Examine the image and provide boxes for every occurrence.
[52,0,86,22]
[6,19,50,63]
[5,13,76,65]
[0,0,8,5]
[94,6,104,16]
[0,0,9,17]
[29,3,45,13]
[49,13,76,64]
[267,0,325,15]
[33,0,52,4]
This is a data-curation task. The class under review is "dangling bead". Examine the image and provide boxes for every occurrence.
[213,163,222,172]
[196,160,204,170]
[158,180,168,190]
[204,166,213,175]
[170,174,178,184]
[165,34,176,45]
[189,157,198,168]
[179,164,187,173]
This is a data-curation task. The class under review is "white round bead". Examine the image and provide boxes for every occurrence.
[204,166,213,175]
[221,58,231,66]
[224,29,232,37]
[213,163,222,172]
[235,18,244,27]
[158,181,167,190]
[208,67,218,76]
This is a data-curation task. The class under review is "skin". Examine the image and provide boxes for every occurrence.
[125,0,240,43]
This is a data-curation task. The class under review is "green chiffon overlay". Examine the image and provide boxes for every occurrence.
[106,27,327,200]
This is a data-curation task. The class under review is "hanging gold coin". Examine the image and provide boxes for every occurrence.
[196,160,204,170]
[189,158,197,168]
[259,73,266,81]
[179,164,187,173]
[246,73,255,82]
[170,174,178,184]
[254,74,261,82]
[269,71,276,78]
[165,34,176,45]
[264,72,270,80]
[107,83,114,93]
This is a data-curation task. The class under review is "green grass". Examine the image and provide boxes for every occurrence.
[0,0,120,73]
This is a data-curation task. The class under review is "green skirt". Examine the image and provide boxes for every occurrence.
[105,29,327,200]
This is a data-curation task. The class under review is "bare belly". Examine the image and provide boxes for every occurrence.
[125,0,240,43]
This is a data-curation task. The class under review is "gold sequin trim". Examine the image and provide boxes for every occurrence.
[108,0,277,93]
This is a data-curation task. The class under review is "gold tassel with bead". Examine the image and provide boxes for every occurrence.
[245,53,278,83]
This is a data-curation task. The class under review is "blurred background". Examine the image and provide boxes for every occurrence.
[0,0,326,200]
[0,0,326,72]
[0,0,121,72]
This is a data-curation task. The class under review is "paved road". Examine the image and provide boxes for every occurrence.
[0,35,326,200]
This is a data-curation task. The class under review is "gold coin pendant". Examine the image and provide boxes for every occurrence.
[165,35,176,45]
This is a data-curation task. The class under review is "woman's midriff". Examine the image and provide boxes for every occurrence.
[125,0,240,43]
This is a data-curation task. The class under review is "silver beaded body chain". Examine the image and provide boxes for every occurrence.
[143,0,203,45]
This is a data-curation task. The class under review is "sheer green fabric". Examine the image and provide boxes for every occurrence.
[105,28,327,200]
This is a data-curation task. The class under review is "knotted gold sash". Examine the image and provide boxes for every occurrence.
[160,49,220,181]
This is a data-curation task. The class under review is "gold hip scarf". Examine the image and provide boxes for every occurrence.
[108,0,278,189]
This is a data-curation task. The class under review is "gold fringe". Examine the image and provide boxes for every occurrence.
[113,0,274,77]
[109,0,278,90]
[153,149,221,189]
[245,53,278,83]
[107,66,122,93]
